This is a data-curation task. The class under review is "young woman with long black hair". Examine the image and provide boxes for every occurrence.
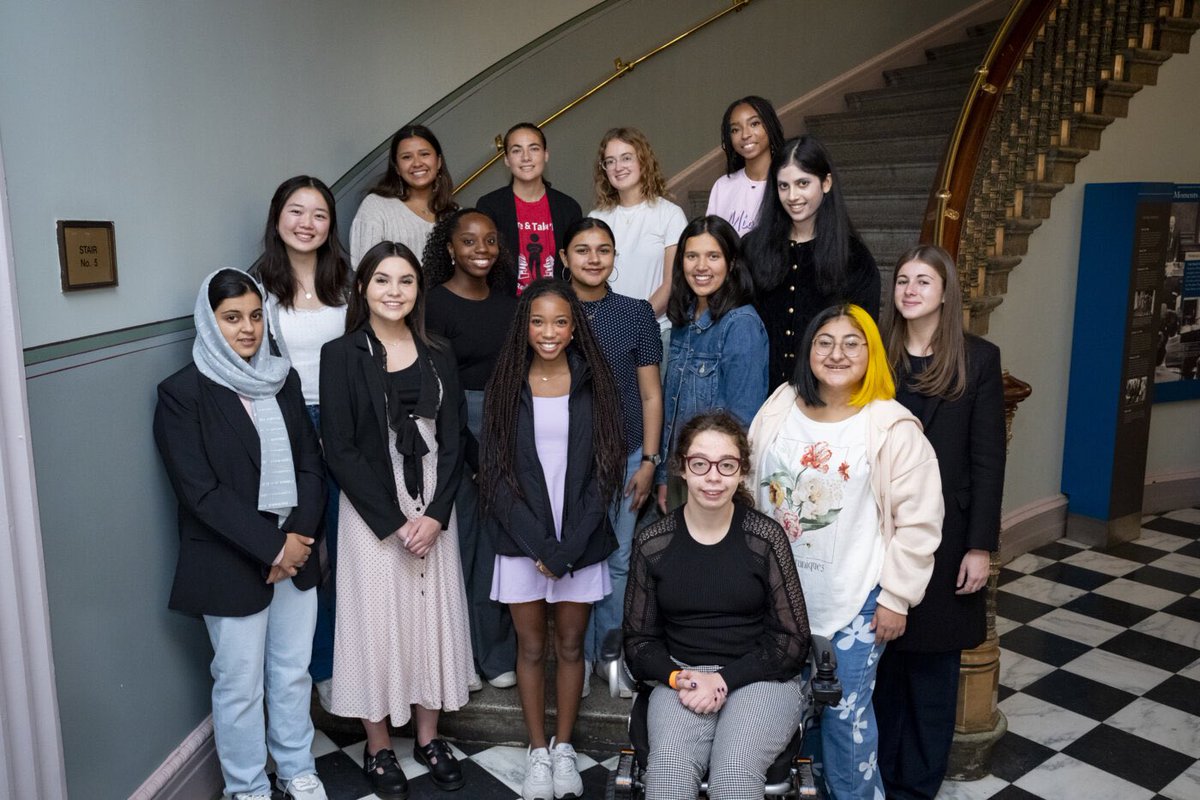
[478,279,625,800]
[874,245,1005,800]
[743,135,881,390]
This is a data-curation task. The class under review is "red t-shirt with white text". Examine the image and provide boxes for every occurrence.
[515,193,556,293]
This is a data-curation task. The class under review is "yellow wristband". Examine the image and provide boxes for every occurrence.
[668,670,681,690]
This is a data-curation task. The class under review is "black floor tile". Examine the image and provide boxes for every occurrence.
[321,724,370,749]
[1126,565,1200,596]
[1063,723,1194,792]
[1031,562,1114,591]
[1144,674,1200,717]
[314,750,374,800]
[582,762,613,798]
[998,567,1022,586]
[1104,541,1171,564]
[1020,670,1137,721]
[1031,541,1087,561]
[989,784,1047,800]
[998,684,1016,703]
[999,626,1091,667]
[407,759,517,800]
[1177,540,1200,559]
[988,731,1055,783]
[1062,592,1156,628]
[1100,630,1200,673]
[995,591,1056,623]
[1142,516,1200,539]
[1163,595,1200,623]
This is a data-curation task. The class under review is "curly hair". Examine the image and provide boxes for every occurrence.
[668,409,756,508]
[479,278,625,510]
[592,127,671,210]
[421,207,517,295]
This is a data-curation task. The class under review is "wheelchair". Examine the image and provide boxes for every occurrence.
[600,630,843,799]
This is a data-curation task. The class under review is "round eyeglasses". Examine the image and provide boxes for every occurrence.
[812,336,865,358]
[684,455,743,477]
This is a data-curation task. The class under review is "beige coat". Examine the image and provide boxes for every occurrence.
[747,384,944,616]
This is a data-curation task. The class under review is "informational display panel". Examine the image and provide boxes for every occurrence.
[1155,184,1200,401]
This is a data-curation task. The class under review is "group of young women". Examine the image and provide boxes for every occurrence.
[154,96,1005,800]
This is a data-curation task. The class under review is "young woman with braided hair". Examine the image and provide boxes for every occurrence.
[478,278,625,800]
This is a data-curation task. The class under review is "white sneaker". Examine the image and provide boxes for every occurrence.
[580,661,592,699]
[549,738,584,799]
[314,679,333,711]
[468,672,484,692]
[488,670,517,689]
[276,773,328,800]
[522,746,554,800]
[231,794,271,800]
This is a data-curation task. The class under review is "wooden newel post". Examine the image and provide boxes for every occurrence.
[947,371,1031,779]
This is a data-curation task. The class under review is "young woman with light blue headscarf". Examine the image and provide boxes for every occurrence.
[154,268,329,800]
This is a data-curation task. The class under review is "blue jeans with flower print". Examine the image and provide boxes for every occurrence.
[805,585,886,800]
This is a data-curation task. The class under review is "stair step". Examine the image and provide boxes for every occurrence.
[1120,47,1172,85]
[845,82,970,113]
[884,60,979,88]
[843,194,929,227]
[837,162,941,193]
[807,107,960,140]
[823,134,949,165]
[924,38,991,67]
[857,227,923,265]
[1156,16,1200,54]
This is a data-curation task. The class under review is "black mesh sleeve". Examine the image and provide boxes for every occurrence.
[622,513,680,684]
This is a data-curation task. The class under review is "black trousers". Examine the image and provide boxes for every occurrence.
[873,648,961,800]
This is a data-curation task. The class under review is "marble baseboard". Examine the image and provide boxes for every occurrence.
[128,716,222,800]
[1143,469,1200,514]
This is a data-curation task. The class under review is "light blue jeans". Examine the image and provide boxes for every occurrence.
[805,585,886,800]
[585,447,643,663]
[203,578,318,796]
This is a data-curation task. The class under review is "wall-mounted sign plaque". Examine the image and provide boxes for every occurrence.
[57,220,117,291]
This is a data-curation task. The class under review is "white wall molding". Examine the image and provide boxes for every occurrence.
[999,494,1069,562]
[128,716,220,800]
[1143,468,1200,514]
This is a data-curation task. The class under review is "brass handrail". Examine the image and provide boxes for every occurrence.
[922,0,1057,253]
[453,0,754,194]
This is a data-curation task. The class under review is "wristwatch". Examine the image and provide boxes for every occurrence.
[642,453,662,466]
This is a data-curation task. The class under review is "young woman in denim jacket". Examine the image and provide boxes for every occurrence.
[656,215,768,512]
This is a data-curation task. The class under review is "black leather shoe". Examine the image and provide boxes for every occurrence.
[413,738,465,791]
[363,746,409,798]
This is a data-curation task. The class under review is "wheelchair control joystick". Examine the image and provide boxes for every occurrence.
[811,649,842,707]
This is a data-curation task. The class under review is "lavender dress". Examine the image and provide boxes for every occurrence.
[490,394,612,604]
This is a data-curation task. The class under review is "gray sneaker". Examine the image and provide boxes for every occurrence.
[549,738,583,800]
[522,746,554,800]
[276,773,328,800]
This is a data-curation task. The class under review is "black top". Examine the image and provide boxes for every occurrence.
[891,335,1006,652]
[154,365,326,617]
[319,329,467,539]
[425,285,518,391]
[755,236,880,390]
[476,182,584,281]
[623,504,810,692]
[580,290,662,455]
[482,351,617,577]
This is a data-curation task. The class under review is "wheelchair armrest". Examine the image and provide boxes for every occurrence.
[808,634,842,708]
[600,628,636,699]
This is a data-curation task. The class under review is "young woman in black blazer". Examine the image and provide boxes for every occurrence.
[154,269,327,800]
[319,241,473,796]
[875,245,1006,800]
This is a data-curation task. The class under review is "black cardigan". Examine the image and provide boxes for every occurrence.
[476,182,583,282]
[891,335,1006,652]
[483,352,617,577]
[319,328,467,539]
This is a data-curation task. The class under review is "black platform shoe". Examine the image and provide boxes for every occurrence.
[413,738,466,791]
[363,746,409,798]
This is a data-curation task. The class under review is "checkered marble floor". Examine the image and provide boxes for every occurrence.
[301,506,1200,800]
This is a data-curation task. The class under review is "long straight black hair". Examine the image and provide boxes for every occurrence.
[743,135,859,295]
[720,95,786,176]
[666,215,753,327]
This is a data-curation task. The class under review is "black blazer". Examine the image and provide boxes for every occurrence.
[154,364,325,618]
[892,335,1006,651]
[476,183,583,282]
[483,352,617,577]
[319,328,466,539]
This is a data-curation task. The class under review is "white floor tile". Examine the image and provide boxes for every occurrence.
[1060,548,1142,576]
[599,755,621,771]
[1061,648,1172,694]
[470,744,531,794]
[998,649,1057,690]
[1164,508,1200,525]
[1028,607,1126,647]
[1005,552,1055,574]
[933,773,1008,799]
[1014,752,1154,800]
[1133,611,1200,651]
[1092,577,1184,609]
[994,616,1021,636]
[1137,528,1192,552]
[1180,657,1200,683]
[310,729,339,758]
[1001,574,1086,607]
[1107,697,1200,758]
[998,692,1099,750]
[1161,759,1200,800]
[1152,551,1200,578]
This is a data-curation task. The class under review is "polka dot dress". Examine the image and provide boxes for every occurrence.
[329,418,474,726]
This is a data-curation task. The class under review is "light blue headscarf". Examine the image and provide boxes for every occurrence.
[192,269,297,521]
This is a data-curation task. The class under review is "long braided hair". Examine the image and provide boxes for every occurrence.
[479,278,625,511]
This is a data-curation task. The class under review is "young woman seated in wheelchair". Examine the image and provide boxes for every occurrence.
[623,410,810,800]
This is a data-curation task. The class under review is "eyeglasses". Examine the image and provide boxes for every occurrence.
[684,455,743,477]
[600,153,637,171]
[812,336,865,358]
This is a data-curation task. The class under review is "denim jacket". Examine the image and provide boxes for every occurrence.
[658,304,769,483]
